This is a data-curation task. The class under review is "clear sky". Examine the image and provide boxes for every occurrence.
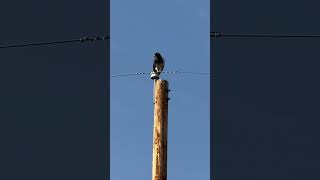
[110,0,210,179]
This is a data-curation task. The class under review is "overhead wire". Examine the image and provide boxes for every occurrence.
[111,72,151,77]
[210,32,320,38]
[111,71,210,78]
[0,35,109,49]
[178,71,210,75]
[4,31,319,50]
[2,31,320,50]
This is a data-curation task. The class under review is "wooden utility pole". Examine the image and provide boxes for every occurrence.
[152,79,169,180]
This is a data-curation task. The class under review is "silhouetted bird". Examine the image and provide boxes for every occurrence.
[153,52,165,76]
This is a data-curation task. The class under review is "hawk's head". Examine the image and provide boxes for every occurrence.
[154,52,162,59]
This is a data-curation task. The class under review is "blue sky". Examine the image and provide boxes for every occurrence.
[111,0,210,179]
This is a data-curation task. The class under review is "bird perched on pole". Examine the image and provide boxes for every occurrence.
[153,52,165,75]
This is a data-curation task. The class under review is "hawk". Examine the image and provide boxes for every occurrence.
[153,52,165,76]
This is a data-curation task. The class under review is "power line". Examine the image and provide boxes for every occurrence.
[111,71,210,78]
[111,72,151,77]
[178,71,210,75]
[0,35,109,49]
[210,32,320,38]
